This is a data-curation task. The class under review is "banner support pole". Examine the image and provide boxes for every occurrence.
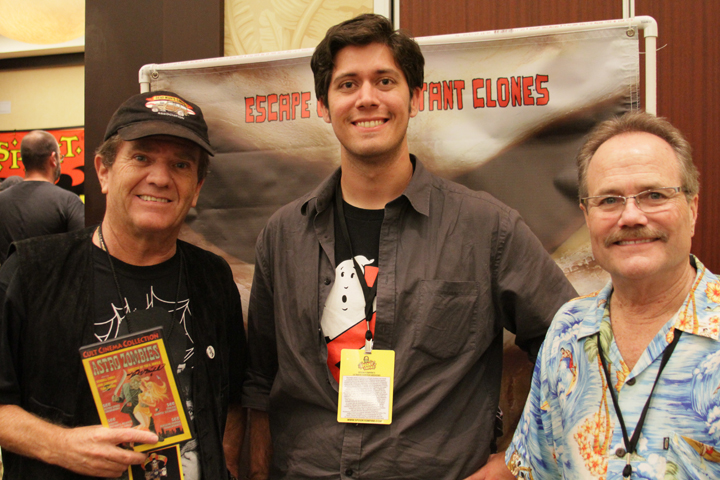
[623,1,636,19]
[638,17,658,115]
[138,64,155,93]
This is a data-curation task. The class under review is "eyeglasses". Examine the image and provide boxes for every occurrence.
[581,187,685,215]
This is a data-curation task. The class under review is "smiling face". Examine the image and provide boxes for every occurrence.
[320,42,420,167]
[96,135,204,242]
[582,132,698,284]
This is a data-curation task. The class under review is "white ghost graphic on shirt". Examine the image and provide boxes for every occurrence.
[322,255,374,341]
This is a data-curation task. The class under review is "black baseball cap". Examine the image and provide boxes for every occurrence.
[103,90,214,156]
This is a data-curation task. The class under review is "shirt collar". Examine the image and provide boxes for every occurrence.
[576,281,614,340]
[300,167,341,217]
[673,255,720,340]
[300,154,432,218]
[575,255,720,342]
[399,155,431,217]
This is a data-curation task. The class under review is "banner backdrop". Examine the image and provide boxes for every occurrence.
[0,128,85,198]
[147,23,639,296]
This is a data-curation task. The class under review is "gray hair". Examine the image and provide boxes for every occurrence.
[577,112,699,200]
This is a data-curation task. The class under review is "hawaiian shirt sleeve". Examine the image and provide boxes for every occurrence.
[505,340,561,479]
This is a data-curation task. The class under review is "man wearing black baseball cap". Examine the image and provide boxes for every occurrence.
[0,91,247,480]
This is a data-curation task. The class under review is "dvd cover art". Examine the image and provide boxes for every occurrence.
[80,327,192,451]
[129,445,185,480]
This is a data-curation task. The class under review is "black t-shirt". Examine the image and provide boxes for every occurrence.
[321,199,384,381]
[92,245,201,480]
[334,200,383,267]
[0,181,85,263]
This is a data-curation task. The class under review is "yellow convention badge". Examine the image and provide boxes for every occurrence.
[337,348,395,425]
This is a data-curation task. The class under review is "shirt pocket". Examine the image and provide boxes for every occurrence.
[412,280,478,359]
[664,433,720,479]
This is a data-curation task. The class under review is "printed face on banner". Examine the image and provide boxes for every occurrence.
[582,132,698,284]
[321,42,420,166]
[97,136,204,239]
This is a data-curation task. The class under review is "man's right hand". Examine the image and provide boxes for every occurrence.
[48,425,158,478]
[0,404,158,479]
[51,426,159,478]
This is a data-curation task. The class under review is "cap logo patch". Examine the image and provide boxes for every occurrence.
[144,95,196,120]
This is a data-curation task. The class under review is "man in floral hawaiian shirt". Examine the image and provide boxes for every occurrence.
[505,112,720,479]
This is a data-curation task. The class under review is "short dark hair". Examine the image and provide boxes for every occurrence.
[577,112,699,199]
[311,13,424,107]
[95,134,210,182]
[20,130,58,172]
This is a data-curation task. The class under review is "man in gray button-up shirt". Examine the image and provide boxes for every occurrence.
[242,13,577,480]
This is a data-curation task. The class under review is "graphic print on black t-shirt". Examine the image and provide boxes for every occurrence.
[322,200,383,382]
[92,246,200,480]
[93,248,194,366]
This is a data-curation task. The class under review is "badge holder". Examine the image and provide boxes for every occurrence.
[337,348,395,425]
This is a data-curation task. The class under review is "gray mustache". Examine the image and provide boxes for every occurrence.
[604,227,669,247]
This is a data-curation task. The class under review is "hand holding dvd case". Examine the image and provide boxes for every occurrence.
[79,327,192,452]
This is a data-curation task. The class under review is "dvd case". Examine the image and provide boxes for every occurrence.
[79,327,192,452]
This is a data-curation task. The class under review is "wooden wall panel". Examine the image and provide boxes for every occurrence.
[400,0,619,37]
[85,0,224,226]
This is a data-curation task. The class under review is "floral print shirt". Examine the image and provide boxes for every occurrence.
[506,256,720,479]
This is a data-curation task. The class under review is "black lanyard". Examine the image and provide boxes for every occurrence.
[596,328,682,478]
[97,225,183,358]
[335,178,377,350]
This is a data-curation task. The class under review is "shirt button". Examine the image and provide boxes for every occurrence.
[616,447,627,457]
[345,468,353,476]
[626,377,636,386]
[324,278,331,285]
[206,346,215,359]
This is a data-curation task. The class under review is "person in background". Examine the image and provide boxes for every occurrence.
[0,176,23,192]
[242,13,577,480]
[505,112,720,479]
[0,130,84,263]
